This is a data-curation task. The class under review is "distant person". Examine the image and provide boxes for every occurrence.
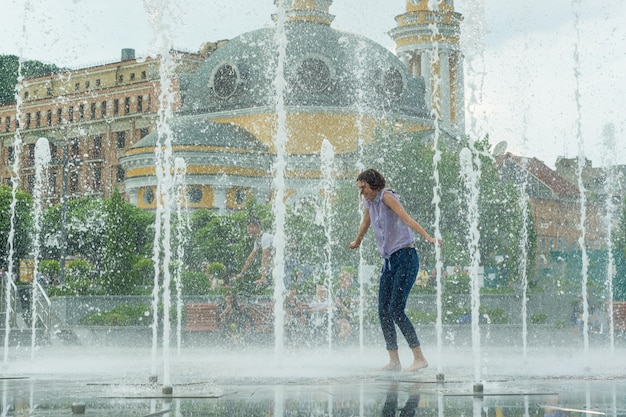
[416,266,429,287]
[236,216,273,287]
[348,168,442,372]
[335,268,357,343]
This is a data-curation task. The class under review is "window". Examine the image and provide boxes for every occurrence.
[95,79,101,87]
[130,73,135,81]
[35,111,41,128]
[93,136,102,158]
[27,174,35,193]
[90,102,96,119]
[75,82,80,91]
[143,188,154,204]
[68,106,74,122]
[5,116,10,132]
[26,113,31,129]
[57,108,62,124]
[118,75,124,83]
[48,172,57,194]
[124,97,130,114]
[140,127,149,138]
[7,146,14,162]
[101,101,107,117]
[92,167,102,191]
[27,143,35,164]
[187,187,203,204]
[24,91,29,99]
[141,71,146,79]
[137,95,143,112]
[69,170,79,193]
[113,99,119,116]
[47,110,52,126]
[235,188,247,205]
[116,131,126,148]
[70,138,79,158]
[85,80,90,89]
[116,166,125,182]
[79,104,84,120]
[49,143,57,159]
[47,87,53,96]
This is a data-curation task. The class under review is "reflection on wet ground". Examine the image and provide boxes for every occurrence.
[2,345,626,416]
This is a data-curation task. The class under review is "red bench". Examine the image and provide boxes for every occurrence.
[184,301,274,332]
[184,303,219,332]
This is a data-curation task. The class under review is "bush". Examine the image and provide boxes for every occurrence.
[38,260,60,282]
[80,304,150,326]
[530,312,548,324]
[181,271,212,295]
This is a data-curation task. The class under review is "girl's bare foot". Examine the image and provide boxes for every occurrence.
[381,361,402,372]
[404,359,428,372]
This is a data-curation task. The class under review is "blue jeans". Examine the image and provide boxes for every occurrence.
[378,247,420,351]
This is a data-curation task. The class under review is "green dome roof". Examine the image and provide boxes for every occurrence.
[180,21,428,118]
[131,118,268,151]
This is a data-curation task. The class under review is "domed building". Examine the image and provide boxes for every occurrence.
[120,0,465,211]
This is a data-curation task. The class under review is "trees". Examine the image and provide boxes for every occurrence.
[0,55,62,105]
[101,190,154,294]
[0,185,32,272]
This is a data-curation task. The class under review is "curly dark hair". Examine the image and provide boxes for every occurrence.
[356,168,386,191]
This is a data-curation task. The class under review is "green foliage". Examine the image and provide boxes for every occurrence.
[530,312,548,324]
[101,190,153,294]
[38,259,60,280]
[180,271,212,295]
[207,262,226,276]
[0,55,62,105]
[80,304,151,326]
[130,258,155,288]
[444,273,471,294]
[186,209,249,274]
[407,310,437,324]
[479,306,508,324]
[0,185,32,270]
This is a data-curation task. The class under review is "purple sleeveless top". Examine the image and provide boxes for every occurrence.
[364,189,414,259]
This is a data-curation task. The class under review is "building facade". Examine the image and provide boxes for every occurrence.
[1,0,464,212]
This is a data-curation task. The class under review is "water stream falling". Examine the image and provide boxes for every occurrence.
[571,0,591,359]
[352,38,370,355]
[320,139,336,350]
[143,0,179,388]
[1,0,31,363]
[29,138,51,358]
[173,157,190,355]
[460,0,487,386]
[426,0,446,377]
[459,146,482,385]
[270,0,289,364]
[516,161,531,359]
[601,123,618,353]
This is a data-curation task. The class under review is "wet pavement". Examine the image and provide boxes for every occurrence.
[2,345,626,416]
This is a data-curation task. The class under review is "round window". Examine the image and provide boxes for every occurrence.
[186,187,203,204]
[235,189,247,205]
[213,64,238,99]
[296,58,331,93]
[143,187,154,205]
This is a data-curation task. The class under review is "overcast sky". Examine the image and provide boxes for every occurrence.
[3,0,625,169]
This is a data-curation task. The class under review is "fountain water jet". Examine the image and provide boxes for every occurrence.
[173,157,190,355]
[29,137,51,358]
[320,139,336,350]
[270,0,289,365]
[143,0,180,389]
[571,0,591,360]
